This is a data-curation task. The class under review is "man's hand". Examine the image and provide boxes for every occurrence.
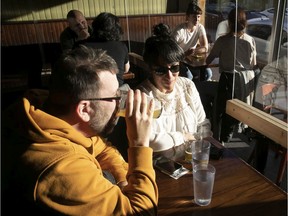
[185,48,195,56]
[125,90,154,147]
[77,29,90,41]
[117,181,128,190]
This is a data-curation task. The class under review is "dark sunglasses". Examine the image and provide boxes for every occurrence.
[153,64,180,76]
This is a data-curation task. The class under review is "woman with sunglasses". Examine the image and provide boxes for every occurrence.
[136,35,210,152]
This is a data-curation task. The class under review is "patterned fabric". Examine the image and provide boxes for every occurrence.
[254,56,288,113]
[137,77,207,151]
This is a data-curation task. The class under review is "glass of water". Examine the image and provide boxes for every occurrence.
[191,140,211,168]
[193,164,216,206]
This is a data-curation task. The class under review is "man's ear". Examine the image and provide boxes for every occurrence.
[76,101,91,122]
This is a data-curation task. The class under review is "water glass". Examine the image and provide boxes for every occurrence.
[191,140,211,168]
[193,164,216,206]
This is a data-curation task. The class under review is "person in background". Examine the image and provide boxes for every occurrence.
[171,3,212,81]
[254,55,287,118]
[136,35,211,152]
[215,7,235,41]
[83,12,130,86]
[2,45,158,215]
[215,19,229,40]
[152,23,193,79]
[60,10,92,52]
[152,23,171,37]
[206,7,257,143]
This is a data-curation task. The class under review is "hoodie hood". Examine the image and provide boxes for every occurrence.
[4,89,95,149]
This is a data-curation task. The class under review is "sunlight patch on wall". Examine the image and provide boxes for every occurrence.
[2,0,167,22]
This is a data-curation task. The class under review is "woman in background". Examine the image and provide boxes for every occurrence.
[83,12,130,86]
[206,7,257,143]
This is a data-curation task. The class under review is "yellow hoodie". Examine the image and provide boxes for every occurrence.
[2,89,158,215]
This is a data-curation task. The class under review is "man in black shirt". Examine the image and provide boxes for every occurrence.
[60,10,92,52]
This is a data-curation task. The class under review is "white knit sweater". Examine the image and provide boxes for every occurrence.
[137,77,208,152]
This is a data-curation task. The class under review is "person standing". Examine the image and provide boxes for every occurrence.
[60,10,92,52]
[206,7,257,143]
[171,3,212,81]
[2,45,158,215]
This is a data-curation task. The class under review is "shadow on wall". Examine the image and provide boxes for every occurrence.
[2,0,72,21]
[166,0,191,13]
[1,43,62,88]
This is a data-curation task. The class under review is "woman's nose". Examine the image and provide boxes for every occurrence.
[166,70,174,78]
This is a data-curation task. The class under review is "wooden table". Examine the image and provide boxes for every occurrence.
[183,53,218,68]
[155,137,287,216]
[182,53,219,81]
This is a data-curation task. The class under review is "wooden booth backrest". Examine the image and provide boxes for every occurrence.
[1,13,186,46]
[1,13,185,94]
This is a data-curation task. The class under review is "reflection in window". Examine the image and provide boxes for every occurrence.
[254,56,287,120]
[246,24,271,40]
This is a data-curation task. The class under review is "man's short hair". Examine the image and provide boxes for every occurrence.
[186,3,202,16]
[47,45,118,116]
[67,10,83,19]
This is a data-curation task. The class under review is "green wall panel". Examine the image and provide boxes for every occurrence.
[2,0,167,22]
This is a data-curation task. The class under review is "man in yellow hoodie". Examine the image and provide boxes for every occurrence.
[2,45,158,215]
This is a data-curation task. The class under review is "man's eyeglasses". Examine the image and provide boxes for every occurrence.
[80,89,122,102]
[153,64,180,76]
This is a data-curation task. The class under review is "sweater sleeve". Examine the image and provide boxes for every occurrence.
[95,140,128,184]
[186,80,206,124]
[206,38,221,65]
[149,130,185,152]
[36,147,158,215]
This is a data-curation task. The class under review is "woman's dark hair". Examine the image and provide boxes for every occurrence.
[186,3,202,16]
[228,7,247,33]
[143,35,184,67]
[91,12,123,41]
[152,23,171,37]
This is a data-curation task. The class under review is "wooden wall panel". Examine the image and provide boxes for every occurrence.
[1,14,185,46]
[2,23,37,45]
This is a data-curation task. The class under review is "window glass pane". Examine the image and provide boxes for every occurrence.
[254,1,288,120]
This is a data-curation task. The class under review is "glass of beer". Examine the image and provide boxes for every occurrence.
[116,90,162,118]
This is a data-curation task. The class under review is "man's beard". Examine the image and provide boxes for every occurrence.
[88,102,120,137]
[100,114,119,137]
